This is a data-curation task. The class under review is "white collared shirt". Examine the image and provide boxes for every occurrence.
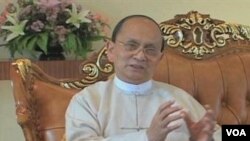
[113,75,152,95]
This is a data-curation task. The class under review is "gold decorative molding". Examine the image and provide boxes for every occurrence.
[11,49,114,90]
[160,11,250,59]
[60,47,114,89]
[12,58,43,141]
[12,59,31,81]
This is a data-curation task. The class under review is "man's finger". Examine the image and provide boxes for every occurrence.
[181,110,194,126]
[158,100,175,114]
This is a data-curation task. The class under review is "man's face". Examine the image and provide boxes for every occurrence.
[107,17,163,84]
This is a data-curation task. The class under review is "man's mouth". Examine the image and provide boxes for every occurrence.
[129,64,145,70]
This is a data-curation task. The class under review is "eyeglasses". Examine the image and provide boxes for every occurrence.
[116,40,162,57]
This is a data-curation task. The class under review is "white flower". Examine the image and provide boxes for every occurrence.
[66,3,91,28]
[1,15,27,41]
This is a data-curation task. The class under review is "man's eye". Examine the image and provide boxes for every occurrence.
[126,43,139,50]
[146,48,155,51]
[145,47,158,55]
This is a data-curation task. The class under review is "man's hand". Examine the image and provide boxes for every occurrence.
[183,105,216,141]
[147,100,184,141]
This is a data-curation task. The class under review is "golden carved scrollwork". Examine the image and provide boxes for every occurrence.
[160,11,250,59]
[12,59,33,126]
[12,59,42,140]
[96,47,114,73]
[60,46,114,89]
[211,23,250,45]
[12,59,31,81]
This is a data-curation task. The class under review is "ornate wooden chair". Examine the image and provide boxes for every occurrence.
[10,11,250,141]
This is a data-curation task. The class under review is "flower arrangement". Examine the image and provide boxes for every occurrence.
[0,0,109,59]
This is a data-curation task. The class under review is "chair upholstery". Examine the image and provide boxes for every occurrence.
[10,48,113,141]
[10,11,250,141]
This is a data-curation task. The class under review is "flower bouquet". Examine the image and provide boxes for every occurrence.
[0,0,109,59]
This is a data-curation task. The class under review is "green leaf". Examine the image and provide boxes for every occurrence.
[7,42,18,57]
[64,33,77,53]
[37,32,49,54]
[75,36,82,50]
[77,39,89,58]
[11,36,24,55]
[19,35,33,51]
[26,36,37,52]
[79,45,88,58]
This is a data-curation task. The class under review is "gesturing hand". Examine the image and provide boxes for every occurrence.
[182,105,216,141]
[147,100,184,141]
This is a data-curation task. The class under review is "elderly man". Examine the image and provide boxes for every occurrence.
[65,15,221,141]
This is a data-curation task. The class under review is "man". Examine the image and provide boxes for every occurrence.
[65,15,221,141]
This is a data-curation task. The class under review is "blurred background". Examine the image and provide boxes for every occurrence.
[1,0,250,141]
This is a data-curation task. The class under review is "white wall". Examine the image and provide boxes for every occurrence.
[0,80,25,141]
[82,0,250,26]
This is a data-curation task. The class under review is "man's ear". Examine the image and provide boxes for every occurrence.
[106,40,115,62]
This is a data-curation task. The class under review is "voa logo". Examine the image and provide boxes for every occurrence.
[226,129,246,136]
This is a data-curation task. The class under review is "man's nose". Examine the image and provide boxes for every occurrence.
[133,48,146,61]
